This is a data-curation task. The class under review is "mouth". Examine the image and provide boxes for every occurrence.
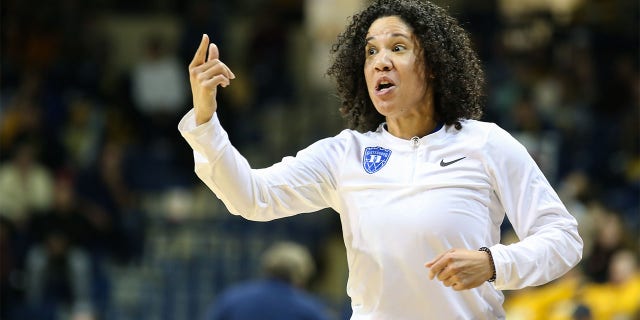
[375,78,396,93]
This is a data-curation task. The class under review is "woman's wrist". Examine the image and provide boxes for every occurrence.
[478,247,496,282]
[195,110,214,126]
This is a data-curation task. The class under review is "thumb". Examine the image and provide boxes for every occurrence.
[208,43,219,62]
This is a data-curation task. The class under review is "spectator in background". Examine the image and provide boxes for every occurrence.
[0,75,56,165]
[132,35,186,115]
[580,249,640,319]
[130,34,195,189]
[131,34,187,142]
[0,137,54,276]
[60,94,105,170]
[246,0,302,111]
[304,0,364,94]
[23,231,94,320]
[75,140,141,263]
[504,248,640,319]
[0,138,53,230]
[205,241,330,320]
[508,94,559,183]
[582,209,635,283]
[223,0,304,157]
[23,173,95,320]
[303,0,365,139]
[30,174,94,258]
[502,267,587,320]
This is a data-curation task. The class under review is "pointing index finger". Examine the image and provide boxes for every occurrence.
[190,34,209,67]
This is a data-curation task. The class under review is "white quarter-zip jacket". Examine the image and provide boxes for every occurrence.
[178,110,583,320]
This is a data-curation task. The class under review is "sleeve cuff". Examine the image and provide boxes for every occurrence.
[489,243,510,290]
[177,108,230,162]
[178,109,221,135]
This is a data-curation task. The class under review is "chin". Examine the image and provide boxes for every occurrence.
[372,103,396,117]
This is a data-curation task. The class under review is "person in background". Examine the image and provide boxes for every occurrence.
[0,137,54,288]
[23,175,95,320]
[131,34,187,146]
[75,141,140,262]
[0,138,53,235]
[204,241,330,320]
[180,0,583,318]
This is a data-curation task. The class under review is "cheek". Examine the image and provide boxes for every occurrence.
[404,66,427,93]
[364,65,375,89]
[411,74,427,91]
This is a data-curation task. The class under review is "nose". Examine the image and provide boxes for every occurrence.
[374,51,393,71]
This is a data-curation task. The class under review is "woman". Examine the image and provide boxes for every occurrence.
[179,0,583,318]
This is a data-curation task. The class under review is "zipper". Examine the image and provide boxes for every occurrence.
[410,136,419,183]
[411,136,420,148]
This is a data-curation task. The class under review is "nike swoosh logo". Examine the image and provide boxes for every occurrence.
[440,157,466,167]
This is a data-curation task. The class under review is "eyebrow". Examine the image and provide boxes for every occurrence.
[365,33,411,43]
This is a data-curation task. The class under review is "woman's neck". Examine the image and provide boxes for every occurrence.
[385,103,438,139]
[386,117,438,139]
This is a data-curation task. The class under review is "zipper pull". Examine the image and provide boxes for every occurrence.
[411,136,419,148]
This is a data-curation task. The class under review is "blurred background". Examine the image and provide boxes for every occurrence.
[0,0,638,319]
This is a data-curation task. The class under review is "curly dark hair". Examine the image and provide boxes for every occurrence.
[327,0,484,132]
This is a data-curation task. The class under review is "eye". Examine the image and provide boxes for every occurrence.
[367,47,377,56]
[393,44,406,52]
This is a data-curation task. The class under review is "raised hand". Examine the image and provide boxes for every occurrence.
[425,248,494,291]
[188,34,236,125]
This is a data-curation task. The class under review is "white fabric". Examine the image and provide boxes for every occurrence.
[178,109,583,320]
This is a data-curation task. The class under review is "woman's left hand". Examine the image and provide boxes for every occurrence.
[425,248,494,291]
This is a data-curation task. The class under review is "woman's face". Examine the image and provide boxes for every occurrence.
[364,16,431,119]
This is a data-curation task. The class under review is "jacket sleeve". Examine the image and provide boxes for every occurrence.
[483,124,583,290]
[177,109,343,221]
